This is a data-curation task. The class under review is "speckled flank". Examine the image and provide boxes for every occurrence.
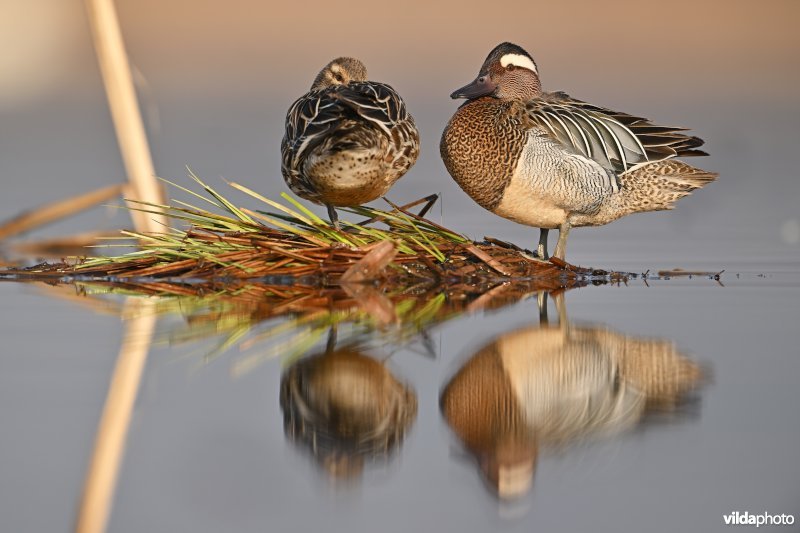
[577,160,718,227]
[494,130,611,228]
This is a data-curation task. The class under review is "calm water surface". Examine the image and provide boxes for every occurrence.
[1,260,799,533]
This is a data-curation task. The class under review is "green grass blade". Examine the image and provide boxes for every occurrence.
[159,176,222,208]
[187,169,256,225]
[228,182,314,226]
[280,192,326,225]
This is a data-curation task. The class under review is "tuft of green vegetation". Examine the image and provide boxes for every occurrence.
[71,172,482,280]
[10,171,614,283]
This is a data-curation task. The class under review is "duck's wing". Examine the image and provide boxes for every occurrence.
[282,82,415,171]
[334,82,420,168]
[525,92,708,174]
[334,82,414,136]
[282,89,343,166]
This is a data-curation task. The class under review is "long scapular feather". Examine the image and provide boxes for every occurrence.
[570,111,614,168]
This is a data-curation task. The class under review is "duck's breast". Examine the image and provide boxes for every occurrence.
[440,99,526,212]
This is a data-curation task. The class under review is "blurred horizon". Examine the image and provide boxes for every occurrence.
[3,0,800,104]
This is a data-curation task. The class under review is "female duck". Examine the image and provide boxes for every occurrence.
[282,57,420,228]
[440,43,716,260]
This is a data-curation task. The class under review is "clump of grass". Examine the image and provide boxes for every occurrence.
[13,171,616,283]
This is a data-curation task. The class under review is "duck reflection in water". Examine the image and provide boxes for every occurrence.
[280,342,417,480]
[440,293,705,499]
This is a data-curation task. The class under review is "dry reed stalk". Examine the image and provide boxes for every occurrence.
[85,0,166,234]
[0,184,124,241]
[75,6,165,530]
[11,230,132,257]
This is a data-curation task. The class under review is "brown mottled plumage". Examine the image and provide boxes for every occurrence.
[441,42,717,259]
[282,57,420,228]
[440,294,704,499]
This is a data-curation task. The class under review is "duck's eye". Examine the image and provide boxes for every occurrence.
[478,76,486,83]
[333,73,344,82]
[506,64,515,71]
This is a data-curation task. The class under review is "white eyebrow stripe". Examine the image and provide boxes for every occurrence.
[500,53,537,74]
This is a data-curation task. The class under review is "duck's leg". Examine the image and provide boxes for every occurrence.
[326,204,340,230]
[553,222,571,260]
[537,228,549,260]
[414,194,439,218]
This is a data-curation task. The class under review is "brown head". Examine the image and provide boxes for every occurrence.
[311,57,368,91]
[450,42,542,101]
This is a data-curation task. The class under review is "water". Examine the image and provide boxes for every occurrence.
[1,267,799,533]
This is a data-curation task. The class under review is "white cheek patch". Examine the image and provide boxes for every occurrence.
[500,53,537,74]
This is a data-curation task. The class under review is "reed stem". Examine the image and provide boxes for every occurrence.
[85,0,166,234]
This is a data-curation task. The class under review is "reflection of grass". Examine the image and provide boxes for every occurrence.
[72,281,440,370]
[70,276,582,374]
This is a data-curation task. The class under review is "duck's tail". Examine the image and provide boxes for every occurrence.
[599,160,717,223]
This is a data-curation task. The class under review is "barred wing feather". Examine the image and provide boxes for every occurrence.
[526,92,708,174]
[282,82,410,169]
[335,82,408,135]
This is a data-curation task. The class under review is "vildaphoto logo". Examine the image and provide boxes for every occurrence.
[723,511,795,527]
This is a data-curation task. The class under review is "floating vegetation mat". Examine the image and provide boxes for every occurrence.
[2,172,630,287]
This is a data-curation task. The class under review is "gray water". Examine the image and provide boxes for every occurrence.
[3,89,800,533]
[1,267,799,533]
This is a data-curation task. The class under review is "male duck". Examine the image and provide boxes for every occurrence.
[282,57,420,228]
[440,43,717,260]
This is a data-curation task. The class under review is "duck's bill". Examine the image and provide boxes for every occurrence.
[450,76,496,99]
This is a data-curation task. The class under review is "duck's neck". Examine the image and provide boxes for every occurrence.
[495,79,542,101]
